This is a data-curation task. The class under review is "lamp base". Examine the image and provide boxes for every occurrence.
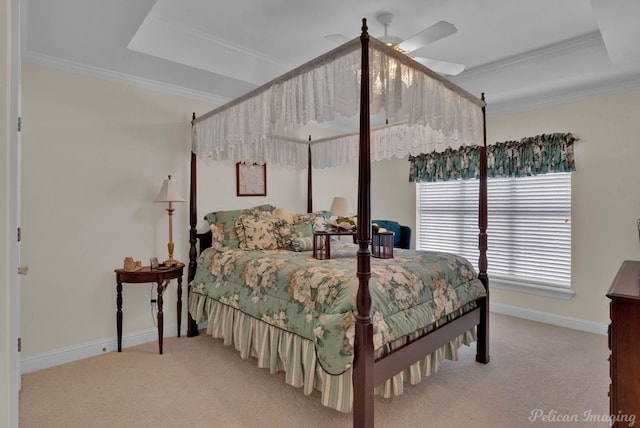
[164,258,181,267]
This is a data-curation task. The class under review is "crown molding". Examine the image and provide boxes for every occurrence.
[22,50,231,105]
[141,15,291,70]
[460,31,605,80]
[451,30,640,115]
[127,15,292,85]
[487,74,640,116]
[21,48,640,119]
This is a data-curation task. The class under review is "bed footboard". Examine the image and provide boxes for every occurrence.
[373,304,482,386]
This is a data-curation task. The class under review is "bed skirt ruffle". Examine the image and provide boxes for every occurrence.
[189,292,477,413]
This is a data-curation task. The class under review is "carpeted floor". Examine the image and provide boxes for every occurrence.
[19,313,610,427]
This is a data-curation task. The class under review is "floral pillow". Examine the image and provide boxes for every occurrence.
[291,236,314,252]
[275,221,313,250]
[209,223,224,250]
[293,210,331,232]
[204,204,275,248]
[272,207,295,224]
[235,212,279,250]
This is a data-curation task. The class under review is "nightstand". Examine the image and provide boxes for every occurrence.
[114,263,184,354]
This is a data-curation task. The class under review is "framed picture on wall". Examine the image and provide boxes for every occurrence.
[236,162,267,196]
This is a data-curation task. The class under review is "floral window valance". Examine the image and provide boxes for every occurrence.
[409,132,577,182]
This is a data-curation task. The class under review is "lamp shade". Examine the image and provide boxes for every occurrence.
[154,175,185,203]
[330,197,353,217]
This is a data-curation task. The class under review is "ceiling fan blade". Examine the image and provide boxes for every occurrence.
[399,21,457,53]
[324,34,350,44]
[413,57,465,76]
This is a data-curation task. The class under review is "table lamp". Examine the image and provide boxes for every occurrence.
[155,175,185,266]
[330,197,354,218]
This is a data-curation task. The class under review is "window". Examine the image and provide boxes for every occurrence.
[416,173,572,298]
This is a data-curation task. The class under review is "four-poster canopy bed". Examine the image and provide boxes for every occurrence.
[186,19,489,428]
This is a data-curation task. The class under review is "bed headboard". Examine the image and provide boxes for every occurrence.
[196,230,213,255]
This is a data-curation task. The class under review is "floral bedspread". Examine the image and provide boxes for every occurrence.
[190,241,486,375]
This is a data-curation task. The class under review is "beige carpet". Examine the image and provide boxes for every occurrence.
[19,313,609,428]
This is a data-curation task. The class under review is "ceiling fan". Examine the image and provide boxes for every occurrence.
[325,12,465,76]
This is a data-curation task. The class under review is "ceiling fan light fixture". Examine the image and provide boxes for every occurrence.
[320,11,465,77]
[379,35,403,46]
[377,13,404,47]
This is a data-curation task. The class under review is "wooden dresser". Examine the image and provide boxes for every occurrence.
[607,260,640,426]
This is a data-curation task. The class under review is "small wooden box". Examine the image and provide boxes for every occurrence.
[372,232,394,259]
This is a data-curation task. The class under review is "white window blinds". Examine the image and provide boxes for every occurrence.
[417,173,572,288]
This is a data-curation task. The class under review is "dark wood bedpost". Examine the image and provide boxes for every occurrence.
[187,112,200,337]
[353,18,374,428]
[307,135,313,213]
[476,93,489,363]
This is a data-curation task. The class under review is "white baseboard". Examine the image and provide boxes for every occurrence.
[21,322,189,374]
[491,302,608,335]
[22,306,605,374]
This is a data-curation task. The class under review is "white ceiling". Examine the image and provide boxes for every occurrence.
[21,0,640,115]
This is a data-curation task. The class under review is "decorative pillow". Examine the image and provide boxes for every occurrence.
[205,204,276,248]
[204,204,275,226]
[291,236,314,252]
[275,221,313,250]
[293,210,331,232]
[272,207,295,224]
[235,212,279,250]
[233,216,247,248]
[209,223,224,250]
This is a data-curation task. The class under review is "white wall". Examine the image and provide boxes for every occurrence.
[19,63,332,357]
[19,63,214,356]
[371,156,416,246]
[486,91,640,325]
[19,62,421,362]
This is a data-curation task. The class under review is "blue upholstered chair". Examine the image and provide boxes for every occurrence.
[372,220,412,250]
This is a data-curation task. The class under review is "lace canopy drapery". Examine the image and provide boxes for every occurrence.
[192,37,485,169]
[408,132,577,182]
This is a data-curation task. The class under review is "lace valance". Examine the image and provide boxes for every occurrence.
[192,37,485,169]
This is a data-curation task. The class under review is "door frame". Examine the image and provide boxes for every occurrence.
[8,0,22,425]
